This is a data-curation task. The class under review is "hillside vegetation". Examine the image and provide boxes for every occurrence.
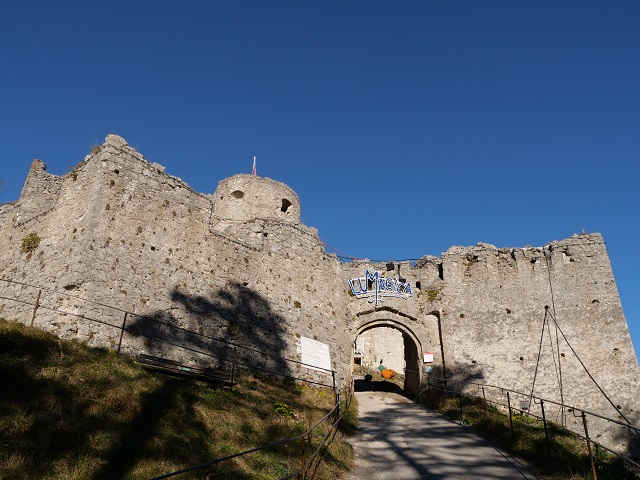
[0,319,355,479]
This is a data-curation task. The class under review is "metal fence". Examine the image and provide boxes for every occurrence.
[422,375,640,478]
[0,277,337,389]
[152,379,355,480]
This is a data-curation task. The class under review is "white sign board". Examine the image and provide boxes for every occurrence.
[300,337,332,372]
[423,352,434,363]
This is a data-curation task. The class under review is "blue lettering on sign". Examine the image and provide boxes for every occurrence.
[348,269,413,306]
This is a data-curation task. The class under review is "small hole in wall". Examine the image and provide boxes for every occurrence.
[114,169,119,174]
[520,356,523,361]
[150,246,156,251]
[281,198,292,213]
[592,299,600,305]
[460,314,465,318]
[415,281,421,290]
[471,360,476,364]
[560,353,565,357]
[231,190,244,199]
[506,308,511,314]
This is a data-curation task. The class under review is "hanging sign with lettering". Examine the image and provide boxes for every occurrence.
[348,269,413,306]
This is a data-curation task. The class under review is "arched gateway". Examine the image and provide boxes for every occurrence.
[354,316,424,397]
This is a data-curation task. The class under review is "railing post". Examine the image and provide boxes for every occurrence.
[336,375,343,420]
[581,412,598,480]
[300,434,306,480]
[30,289,41,327]
[117,312,128,353]
[506,391,514,436]
[332,371,337,416]
[540,399,552,460]
[482,386,488,414]
[230,347,237,391]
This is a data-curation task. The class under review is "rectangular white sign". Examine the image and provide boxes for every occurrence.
[300,337,332,372]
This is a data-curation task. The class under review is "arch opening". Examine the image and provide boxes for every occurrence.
[353,319,422,398]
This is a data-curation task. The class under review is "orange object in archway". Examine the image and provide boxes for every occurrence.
[381,369,396,379]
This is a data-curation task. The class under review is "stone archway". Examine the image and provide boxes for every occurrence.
[354,318,423,398]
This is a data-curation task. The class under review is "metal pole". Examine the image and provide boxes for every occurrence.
[581,412,598,480]
[507,391,514,436]
[540,400,552,460]
[300,435,306,480]
[332,371,337,415]
[30,289,41,327]
[337,376,343,420]
[230,347,237,391]
[482,386,488,414]
[117,312,128,353]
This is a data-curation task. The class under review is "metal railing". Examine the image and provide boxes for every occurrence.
[422,375,640,478]
[152,380,355,479]
[0,277,337,389]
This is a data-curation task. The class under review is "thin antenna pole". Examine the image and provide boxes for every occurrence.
[252,156,257,176]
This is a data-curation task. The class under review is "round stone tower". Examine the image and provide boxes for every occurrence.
[213,174,300,224]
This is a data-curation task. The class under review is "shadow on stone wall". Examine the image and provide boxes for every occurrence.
[126,281,292,378]
[613,420,640,463]
[91,282,293,479]
[446,364,486,388]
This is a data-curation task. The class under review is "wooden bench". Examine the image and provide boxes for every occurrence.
[136,354,235,387]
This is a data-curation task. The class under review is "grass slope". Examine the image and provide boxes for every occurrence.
[0,319,355,479]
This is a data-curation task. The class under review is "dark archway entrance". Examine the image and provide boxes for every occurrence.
[353,319,422,398]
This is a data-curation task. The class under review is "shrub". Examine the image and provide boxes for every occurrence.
[272,401,294,418]
[20,232,41,254]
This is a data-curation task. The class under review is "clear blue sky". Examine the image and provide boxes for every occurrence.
[1,2,639,359]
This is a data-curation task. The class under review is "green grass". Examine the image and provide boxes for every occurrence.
[421,388,637,480]
[0,319,355,479]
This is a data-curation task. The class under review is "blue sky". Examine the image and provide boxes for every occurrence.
[1,1,639,358]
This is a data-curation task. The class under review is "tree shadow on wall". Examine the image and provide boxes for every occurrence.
[90,282,293,479]
[126,281,292,377]
[612,418,640,466]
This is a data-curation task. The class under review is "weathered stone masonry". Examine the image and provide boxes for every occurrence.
[0,134,638,456]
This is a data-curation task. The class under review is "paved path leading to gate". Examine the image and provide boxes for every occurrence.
[346,390,542,480]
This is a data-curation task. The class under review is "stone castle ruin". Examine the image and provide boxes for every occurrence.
[0,134,638,458]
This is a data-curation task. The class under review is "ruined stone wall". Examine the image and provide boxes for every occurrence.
[0,134,352,386]
[0,134,637,455]
[432,236,639,451]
